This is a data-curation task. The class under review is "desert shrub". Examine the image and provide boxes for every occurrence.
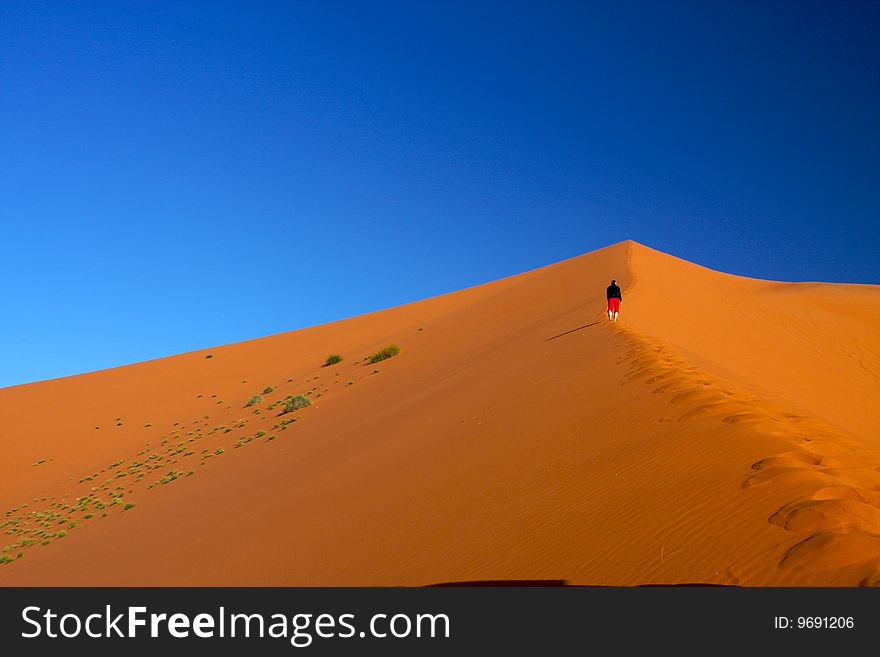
[123,503,136,511]
[282,395,311,414]
[245,395,262,407]
[159,471,182,485]
[262,386,274,394]
[367,345,400,363]
[324,354,343,366]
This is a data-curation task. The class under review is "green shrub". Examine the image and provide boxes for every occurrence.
[367,345,400,363]
[262,386,274,394]
[282,395,311,414]
[324,354,343,366]
[245,395,263,407]
[159,471,182,485]
[123,503,136,511]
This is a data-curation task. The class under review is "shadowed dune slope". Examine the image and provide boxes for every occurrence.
[1,240,878,586]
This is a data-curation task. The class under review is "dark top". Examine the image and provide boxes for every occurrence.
[606,283,622,300]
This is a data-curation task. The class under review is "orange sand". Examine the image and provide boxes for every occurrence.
[1,240,878,586]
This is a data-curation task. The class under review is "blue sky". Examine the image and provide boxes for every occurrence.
[1,1,878,387]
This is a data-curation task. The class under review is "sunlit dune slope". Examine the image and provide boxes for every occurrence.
[1,240,878,586]
[625,243,880,442]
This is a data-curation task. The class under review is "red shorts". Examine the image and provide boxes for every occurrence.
[608,298,621,312]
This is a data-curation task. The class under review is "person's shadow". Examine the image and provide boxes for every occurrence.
[545,321,600,341]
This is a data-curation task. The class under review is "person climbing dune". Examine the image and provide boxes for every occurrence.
[606,279,622,322]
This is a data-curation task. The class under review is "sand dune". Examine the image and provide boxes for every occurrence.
[1,240,879,585]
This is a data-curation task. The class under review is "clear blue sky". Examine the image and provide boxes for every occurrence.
[1,1,878,387]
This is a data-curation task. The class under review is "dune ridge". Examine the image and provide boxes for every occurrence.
[614,324,880,585]
[1,240,878,585]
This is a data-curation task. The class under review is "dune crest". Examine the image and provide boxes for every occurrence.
[1,240,878,585]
